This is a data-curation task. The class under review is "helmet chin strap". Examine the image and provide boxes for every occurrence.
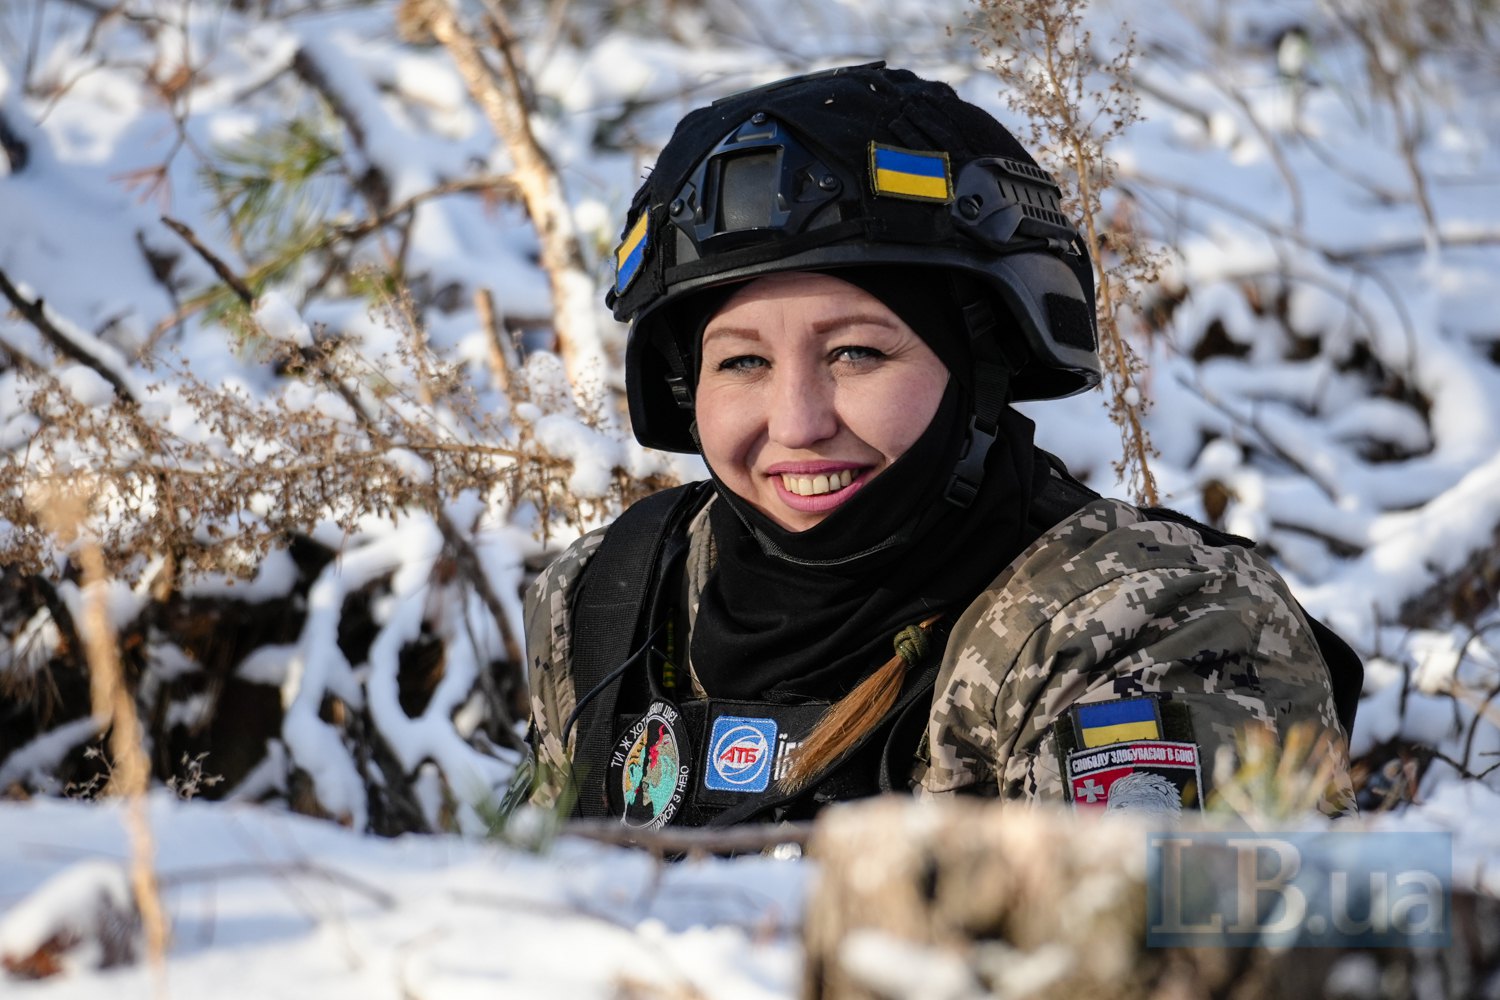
[946,278,1022,508]
[659,331,697,413]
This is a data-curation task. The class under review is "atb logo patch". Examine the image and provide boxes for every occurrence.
[608,700,691,829]
[704,715,777,793]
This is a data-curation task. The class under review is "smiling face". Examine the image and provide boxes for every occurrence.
[694,272,951,532]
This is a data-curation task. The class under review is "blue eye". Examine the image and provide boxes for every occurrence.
[716,355,767,372]
[832,345,885,363]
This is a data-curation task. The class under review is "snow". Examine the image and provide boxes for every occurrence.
[0,858,133,976]
[0,718,101,795]
[3,0,1500,993]
[0,797,804,999]
[253,292,314,349]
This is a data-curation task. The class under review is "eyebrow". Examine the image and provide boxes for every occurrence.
[702,313,903,343]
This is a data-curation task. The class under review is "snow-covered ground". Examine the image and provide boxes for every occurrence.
[0,795,803,998]
[3,0,1499,993]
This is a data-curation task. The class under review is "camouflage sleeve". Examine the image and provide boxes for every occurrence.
[917,499,1353,813]
[517,525,608,811]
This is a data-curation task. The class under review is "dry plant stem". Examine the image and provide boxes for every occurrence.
[338,175,521,243]
[160,860,397,909]
[75,539,170,990]
[1171,40,1305,230]
[1169,374,1344,503]
[1039,17,1159,506]
[431,507,527,743]
[1333,5,1441,252]
[980,0,1159,504]
[1,267,186,594]
[163,216,530,743]
[475,287,517,395]
[407,0,596,386]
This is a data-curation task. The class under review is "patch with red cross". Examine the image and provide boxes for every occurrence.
[1066,740,1202,816]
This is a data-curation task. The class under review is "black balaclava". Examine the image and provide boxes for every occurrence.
[687,268,1039,702]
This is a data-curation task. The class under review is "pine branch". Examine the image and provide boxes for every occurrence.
[290,46,391,215]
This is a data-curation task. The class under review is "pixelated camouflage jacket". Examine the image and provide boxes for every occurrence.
[520,493,1353,813]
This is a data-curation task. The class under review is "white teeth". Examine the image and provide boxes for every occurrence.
[781,470,855,497]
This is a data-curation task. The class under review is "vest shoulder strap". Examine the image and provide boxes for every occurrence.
[568,480,714,818]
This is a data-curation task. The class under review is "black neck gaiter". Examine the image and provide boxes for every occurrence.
[691,384,1039,702]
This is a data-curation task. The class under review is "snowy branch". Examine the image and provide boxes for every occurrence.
[0,270,136,402]
[403,0,606,391]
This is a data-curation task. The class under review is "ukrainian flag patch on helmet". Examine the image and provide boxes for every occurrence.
[614,210,651,295]
[868,142,952,202]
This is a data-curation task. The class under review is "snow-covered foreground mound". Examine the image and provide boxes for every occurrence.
[6,784,1500,997]
[0,797,803,999]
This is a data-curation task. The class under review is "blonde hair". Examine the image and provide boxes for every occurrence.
[778,614,941,793]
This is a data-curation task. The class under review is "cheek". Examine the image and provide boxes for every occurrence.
[693,386,752,469]
[863,366,950,458]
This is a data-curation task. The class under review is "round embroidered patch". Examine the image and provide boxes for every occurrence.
[608,700,692,829]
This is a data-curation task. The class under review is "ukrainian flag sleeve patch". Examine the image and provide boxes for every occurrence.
[614,210,650,295]
[1071,696,1162,748]
[868,142,952,202]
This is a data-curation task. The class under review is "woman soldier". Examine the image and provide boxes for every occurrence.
[514,63,1359,828]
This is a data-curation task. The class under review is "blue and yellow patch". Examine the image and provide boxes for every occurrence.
[868,142,952,202]
[614,211,650,295]
[1072,697,1162,749]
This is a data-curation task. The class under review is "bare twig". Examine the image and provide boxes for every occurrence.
[159,860,399,909]
[1120,169,1423,357]
[291,45,391,217]
[336,175,521,242]
[1337,7,1442,253]
[563,818,813,856]
[1170,372,1345,504]
[1151,39,1306,230]
[148,175,519,341]
[475,287,519,395]
[161,217,256,306]
[1127,68,1212,130]
[432,507,527,749]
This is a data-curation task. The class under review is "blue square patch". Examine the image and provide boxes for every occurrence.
[704,715,778,793]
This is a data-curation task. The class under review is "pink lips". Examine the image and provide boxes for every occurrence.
[765,462,870,515]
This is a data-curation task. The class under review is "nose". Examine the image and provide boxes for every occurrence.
[766,360,838,448]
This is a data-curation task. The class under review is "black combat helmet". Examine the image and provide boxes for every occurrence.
[610,62,1100,484]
